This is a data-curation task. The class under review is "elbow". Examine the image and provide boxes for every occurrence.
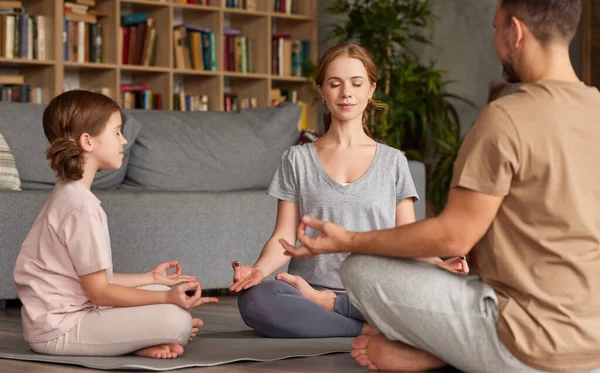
[436,218,475,257]
[445,239,472,257]
[86,289,109,307]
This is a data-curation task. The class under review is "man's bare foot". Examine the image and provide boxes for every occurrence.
[361,322,380,336]
[350,334,446,371]
[276,272,337,311]
[134,344,184,359]
[188,318,203,342]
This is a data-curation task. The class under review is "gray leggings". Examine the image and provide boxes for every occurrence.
[237,280,364,338]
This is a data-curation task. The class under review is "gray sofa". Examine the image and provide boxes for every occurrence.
[0,101,426,301]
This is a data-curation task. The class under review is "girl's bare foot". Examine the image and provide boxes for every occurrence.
[350,334,446,371]
[276,272,337,311]
[361,322,380,336]
[134,344,184,359]
[188,318,203,342]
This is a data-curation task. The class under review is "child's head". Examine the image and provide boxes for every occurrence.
[43,90,125,181]
[315,43,385,135]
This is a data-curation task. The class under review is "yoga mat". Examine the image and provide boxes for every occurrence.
[0,330,352,371]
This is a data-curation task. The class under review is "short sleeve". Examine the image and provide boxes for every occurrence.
[60,201,113,276]
[396,154,419,204]
[451,103,521,196]
[267,148,298,203]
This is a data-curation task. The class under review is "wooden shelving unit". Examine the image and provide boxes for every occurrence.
[0,0,319,129]
[582,0,600,88]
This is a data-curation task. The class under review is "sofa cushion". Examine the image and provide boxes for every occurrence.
[123,103,301,191]
[0,131,21,190]
[0,102,142,189]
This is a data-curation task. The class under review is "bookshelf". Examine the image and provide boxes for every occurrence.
[0,0,319,129]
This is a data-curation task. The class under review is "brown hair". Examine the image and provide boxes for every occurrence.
[501,0,581,44]
[43,90,121,181]
[315,43,386,136]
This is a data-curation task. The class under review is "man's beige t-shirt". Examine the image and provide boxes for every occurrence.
[451,80,600,372]
[14,180,113,343]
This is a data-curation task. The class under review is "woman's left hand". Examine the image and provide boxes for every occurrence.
[150,260,197,286]
[437,256,470,275]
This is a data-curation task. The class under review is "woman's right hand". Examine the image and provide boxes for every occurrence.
[229,261,265,292]
[167,281,218,310]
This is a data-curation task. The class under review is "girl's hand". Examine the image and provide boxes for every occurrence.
[229,261,265,292]
[150,260,197,286]
[167,281,218,310]
[437,257,470,275]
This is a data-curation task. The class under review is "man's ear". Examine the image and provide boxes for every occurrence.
[510,16,525,49]
[78,133,92,152]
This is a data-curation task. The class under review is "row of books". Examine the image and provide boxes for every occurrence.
[173,92,208,111]
[225,0,257,10]
[224,93,258,112]
[272,0,299,14]
[224,27,253,73]
[0,75,42,103]
[121,13,158,66]
[120,85,163,110]
[272,36,310,77]
[63,20,103,63]
[0,3,46,60]
[173,25,216,71]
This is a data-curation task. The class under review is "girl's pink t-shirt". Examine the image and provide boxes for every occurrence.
[14,180,113,343]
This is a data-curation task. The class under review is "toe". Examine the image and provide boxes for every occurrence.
[352,335,371,349]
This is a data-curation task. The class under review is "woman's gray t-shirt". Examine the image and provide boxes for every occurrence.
[267,142,418,290]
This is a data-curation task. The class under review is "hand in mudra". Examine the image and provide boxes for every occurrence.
[229,261,265,292]
[150,260,197,286]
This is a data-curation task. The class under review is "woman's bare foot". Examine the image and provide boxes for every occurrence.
[188,318,203,342]
[361,322,380,336]
[134,344,184,359]
[350,334,446,371]
[276,272,337,311]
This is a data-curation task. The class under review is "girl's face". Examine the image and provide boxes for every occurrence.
[318,56,375,124]
[90,111,128,170]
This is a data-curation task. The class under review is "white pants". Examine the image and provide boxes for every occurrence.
[30,285,192,356]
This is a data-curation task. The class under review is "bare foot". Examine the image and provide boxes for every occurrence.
[361,322,380,336]
[276,272,337,311]
[134,344,184,359]
[350,334,446,371]
[188,318,203,342]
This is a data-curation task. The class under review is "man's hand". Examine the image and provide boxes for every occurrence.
[280,216,353,258]
[437,256,470,275]
[150,260,197,286]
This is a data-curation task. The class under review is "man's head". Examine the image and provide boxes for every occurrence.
[493,0,582,83]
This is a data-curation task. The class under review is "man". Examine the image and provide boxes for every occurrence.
[281,1,600,372]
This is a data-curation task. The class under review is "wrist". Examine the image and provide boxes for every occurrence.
[347,231,360,253]
[251,265,266,280]
[146,271,155,285]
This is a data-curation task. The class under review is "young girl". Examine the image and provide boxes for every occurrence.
[229,43,468,338]
[13,90,217,359]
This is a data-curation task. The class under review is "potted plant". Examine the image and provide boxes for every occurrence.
[324,0,474,214]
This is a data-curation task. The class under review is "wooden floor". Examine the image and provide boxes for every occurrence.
[0,296,461,373]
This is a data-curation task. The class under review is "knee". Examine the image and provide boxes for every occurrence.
[160,304,192,344]
[237,281,294,331]
[340,255,370,296]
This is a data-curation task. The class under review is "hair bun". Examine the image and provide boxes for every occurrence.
[46,137,84,181]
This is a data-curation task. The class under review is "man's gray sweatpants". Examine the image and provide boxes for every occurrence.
[340,255,600,373]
